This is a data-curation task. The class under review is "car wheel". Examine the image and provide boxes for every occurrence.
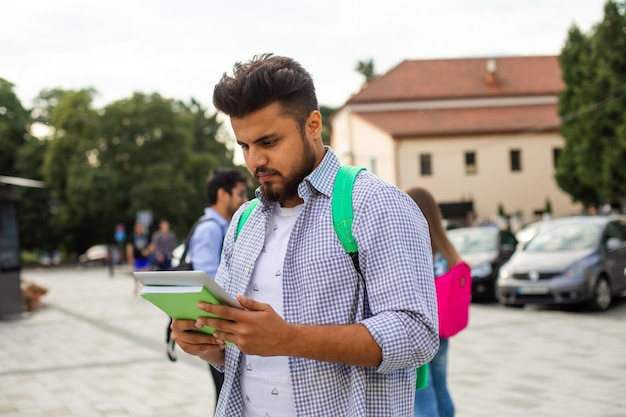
[589,276,612,311]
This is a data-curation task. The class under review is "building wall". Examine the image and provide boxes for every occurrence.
[396,132,581,224]
[332,109,582,225]
[329,109,352,163]
[332,110,396,181]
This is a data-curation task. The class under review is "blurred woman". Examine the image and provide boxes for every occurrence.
[406,187,462,417]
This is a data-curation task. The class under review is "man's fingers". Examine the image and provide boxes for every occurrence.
[236,294,268,311]
[171,318,197,331]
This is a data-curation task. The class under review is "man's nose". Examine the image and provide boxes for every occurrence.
[247,146,268,167]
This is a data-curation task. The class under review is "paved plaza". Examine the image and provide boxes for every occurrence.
[1,265,625,417]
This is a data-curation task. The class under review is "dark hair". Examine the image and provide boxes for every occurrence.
[405,187,461,267]
[213,53,318,133]
[206,168,248,205]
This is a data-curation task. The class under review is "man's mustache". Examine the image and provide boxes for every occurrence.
[254,168,281,177]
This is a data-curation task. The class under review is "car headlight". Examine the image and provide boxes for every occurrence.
[471,262,493,278]
[498,264,512,281]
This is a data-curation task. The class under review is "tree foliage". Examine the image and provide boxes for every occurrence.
[1,82,241,257]
[0,79,54,253]
[556,0,626,209]
[0,78,31,177]
[355,58,377,84]
[320,105,336,146]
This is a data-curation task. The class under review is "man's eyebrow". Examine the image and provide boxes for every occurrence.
[237,133,279,146]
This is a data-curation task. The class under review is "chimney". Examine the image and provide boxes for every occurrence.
[485,58,498,87]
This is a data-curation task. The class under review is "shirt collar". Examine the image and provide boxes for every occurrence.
[299,146,341,200]
[204,207,229,225]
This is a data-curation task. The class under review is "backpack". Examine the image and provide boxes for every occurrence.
[435,262,472,338]
[172,217,218,271]
[236,165,429,390]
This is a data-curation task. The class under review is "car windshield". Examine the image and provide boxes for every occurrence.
[524,222,602,252]
[448,228,498,254]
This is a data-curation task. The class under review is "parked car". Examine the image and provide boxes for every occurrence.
[515,220,545,248]
[497,215,626,311]
[447,226,517,301]
[38,251,62,266]
[79,244,122,266]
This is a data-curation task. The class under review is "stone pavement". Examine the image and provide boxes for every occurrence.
[1,265,625,417]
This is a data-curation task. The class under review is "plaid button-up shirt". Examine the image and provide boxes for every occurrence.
[214,148,438,417]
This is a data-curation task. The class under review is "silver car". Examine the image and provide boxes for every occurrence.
[497,215,626,311]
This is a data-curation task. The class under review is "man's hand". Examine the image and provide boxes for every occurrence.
[170,319,226,365]
[196,294,295,357]
[189,295,382,367]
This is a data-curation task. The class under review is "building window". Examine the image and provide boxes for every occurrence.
[510,149,522,172]
[553,148,561,168]
[419,153,432,176]
[464,151,477,175]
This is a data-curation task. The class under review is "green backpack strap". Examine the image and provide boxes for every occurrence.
[236,165,365,249]
[332,165,365,275]
[235,198,260,241]
[332,165,365,254]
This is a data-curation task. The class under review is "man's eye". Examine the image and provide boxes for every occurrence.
[239,143,249,150]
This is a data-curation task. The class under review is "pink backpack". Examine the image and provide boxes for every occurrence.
[435,261,472,338]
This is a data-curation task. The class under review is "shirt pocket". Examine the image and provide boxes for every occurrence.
[287,253,362,325]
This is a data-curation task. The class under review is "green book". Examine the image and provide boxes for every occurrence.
[135,270,243,344]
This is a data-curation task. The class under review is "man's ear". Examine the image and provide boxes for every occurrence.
[216,187,229,203]
[306,110,322,138]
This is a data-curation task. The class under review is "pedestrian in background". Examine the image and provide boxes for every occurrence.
[188,169,249,277]
[407,187,463,417]
[125,222,153,296]
[151,219,176,270]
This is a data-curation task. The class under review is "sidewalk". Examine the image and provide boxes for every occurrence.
[0,265,216,417]
[1,265,625,417]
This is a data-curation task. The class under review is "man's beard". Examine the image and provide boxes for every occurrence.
[257,138,317,204]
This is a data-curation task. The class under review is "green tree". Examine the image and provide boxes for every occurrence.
[320,105,336,146]
[14,137,52,252]
[556,1,626,209]
[0,78,31,176]
[25,87,239,255]
[41,88,102,253]
[544,198,553,215]
[355,58,377,84]
[95,93,198,246]
[0,81,55,254]
[187,98,232,162]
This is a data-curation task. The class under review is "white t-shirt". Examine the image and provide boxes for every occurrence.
[240,203,302,417]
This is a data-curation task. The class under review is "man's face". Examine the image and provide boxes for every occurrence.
[134,223,145,235]
[231,102,324,207]
[226,181,248,217]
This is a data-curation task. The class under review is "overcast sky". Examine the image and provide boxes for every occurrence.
[2,0,608,111]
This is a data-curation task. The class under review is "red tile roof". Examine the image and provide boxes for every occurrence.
[347,56,564,104]
[355,104,561,138]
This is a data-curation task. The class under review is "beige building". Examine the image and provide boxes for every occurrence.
[331,55,582,226]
